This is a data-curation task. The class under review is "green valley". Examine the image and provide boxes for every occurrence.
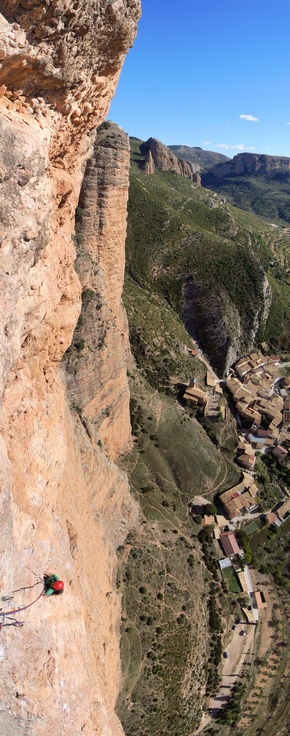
[115,136,290,736]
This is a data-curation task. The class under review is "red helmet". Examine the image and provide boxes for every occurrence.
[53,580,64,591]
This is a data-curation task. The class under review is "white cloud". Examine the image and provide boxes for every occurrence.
[239,114,259,122]
[214,143,256,151]
[202,140,211,145]
[286,122,290,126]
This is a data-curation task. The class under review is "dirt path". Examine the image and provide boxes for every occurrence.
[211,460,229,494]
[194,622,256,734]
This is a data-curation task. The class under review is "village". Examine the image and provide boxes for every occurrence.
[185,348,290,610]
[187,348,290,730]
[185,347,290,524]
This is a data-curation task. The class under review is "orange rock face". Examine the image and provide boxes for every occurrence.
[0,1,141,734]
[140,137,199,181]
[64,123,133,460]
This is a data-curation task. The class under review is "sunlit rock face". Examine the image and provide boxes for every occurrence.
[203,151,290,179]
[140,136,199,180]
[64,122,132,461]
[0,1,140,734]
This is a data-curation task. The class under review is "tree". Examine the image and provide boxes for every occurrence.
[204,503,217,516]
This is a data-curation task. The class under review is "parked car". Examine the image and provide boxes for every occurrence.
[223,651,229,658]
[232,624,237,630]
[240,629,247,636]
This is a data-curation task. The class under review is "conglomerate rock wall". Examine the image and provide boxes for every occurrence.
[0,1,141,735]
[140,136,201,182]
[64,122,132,460]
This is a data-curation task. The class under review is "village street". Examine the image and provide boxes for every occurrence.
[209,621,255,716]
[194,621,256,734]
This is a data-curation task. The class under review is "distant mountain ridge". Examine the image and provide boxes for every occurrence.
[202,152,290,224]
[169,144,230,173]
[204,151,290,178]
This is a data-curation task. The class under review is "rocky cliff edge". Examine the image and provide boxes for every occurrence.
[0,2,140,735]
[204,151,290,179]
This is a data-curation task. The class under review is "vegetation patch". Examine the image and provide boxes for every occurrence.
[217,678,247,725]
[243,520,260,536]
[202,167,290,226]
[249,517,290,589]
[221,565,242,593]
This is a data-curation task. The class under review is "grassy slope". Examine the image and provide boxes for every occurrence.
[124,276,206,389]
[126,141,290,355]
[118,226,242,734]
[117,375,240,736]
[168,144,230,173]
[202,168,290,225]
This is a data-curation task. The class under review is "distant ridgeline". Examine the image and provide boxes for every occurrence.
[202,152,290,225]
[169,144,230,174]
[126,137,290,376]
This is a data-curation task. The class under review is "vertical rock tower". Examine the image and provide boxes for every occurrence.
[0,1,141,735]
[64,122,132,460]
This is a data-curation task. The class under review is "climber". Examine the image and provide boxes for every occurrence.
[43,574,64,596]
[0,573,64,629]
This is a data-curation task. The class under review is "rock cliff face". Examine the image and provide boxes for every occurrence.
[0,1,141,735]
[140,137,201,183]
[64,122,132,460]
[205,152,290,180]
[183,272,271,376]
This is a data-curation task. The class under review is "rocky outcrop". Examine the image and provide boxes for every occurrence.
[183,281,246,376]
[143,148,155,174]
[0,1,140,735]
[204,152,290,180]
[183,272,271,377]
[64,122,132,460]
[140,137,200,182]
[0,0,140,164]
[192,171,201,185]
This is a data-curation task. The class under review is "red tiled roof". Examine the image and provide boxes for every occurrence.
[254,591,265,609]
[220,532,241,557]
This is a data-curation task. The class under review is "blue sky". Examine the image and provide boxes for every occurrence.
[107,0,290,158]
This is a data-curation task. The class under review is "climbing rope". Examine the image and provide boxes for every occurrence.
[0,586,45,624]
[12,581,43,594]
